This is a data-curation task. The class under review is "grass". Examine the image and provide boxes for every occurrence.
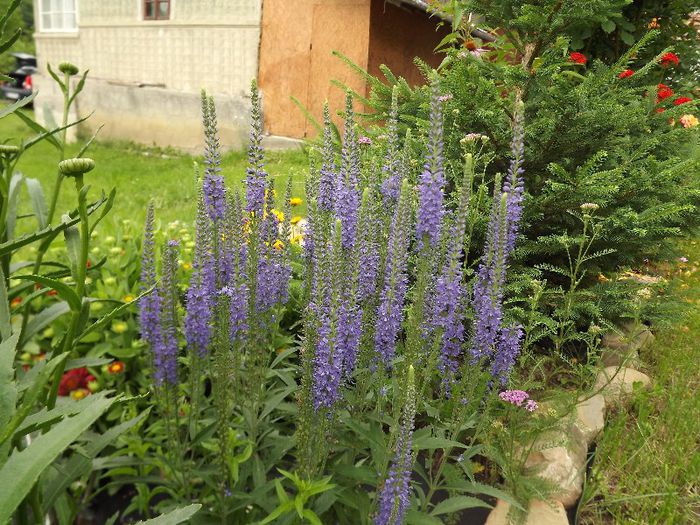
[578,245,700,524]
[1,109,310,234]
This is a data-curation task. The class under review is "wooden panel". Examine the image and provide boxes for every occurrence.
[258,0,371,139]
[367,0,450,86]
[258,0,315,138]
[307,2,371,137]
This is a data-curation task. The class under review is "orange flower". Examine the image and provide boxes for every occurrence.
[107,361,126,374]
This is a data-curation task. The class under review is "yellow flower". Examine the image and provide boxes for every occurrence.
[112,321,128,334]
[271,209,284,223]
[122,294,135,303]
[290,235,304,245]
[290,215,302,225]
[289,197,303,207]
[181,262,193,271]
[70,388,89,400]
[679,114,698,128]
[272,239,285,251]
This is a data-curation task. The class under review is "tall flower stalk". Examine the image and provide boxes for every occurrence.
[375,365,416,525]
[470,107,526,385]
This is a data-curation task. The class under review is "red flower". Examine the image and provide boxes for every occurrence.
[58,367,91,396]
[673,97,692,106]
[660,52,679,67]
[655,107,665,114]
[47,289,58,296]
[656,83,674,103]
[618,69,634,79]
[569,52,587,64]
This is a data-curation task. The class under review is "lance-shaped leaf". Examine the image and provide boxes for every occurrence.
[0,392,115,523]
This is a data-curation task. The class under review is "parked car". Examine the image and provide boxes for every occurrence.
[1,52,37,102]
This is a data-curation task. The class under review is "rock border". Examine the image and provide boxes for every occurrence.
[485,324,654,525]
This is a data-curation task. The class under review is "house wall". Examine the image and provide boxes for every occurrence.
[258,0,371,138]
[32,0,261,151]
[367,0,450,86]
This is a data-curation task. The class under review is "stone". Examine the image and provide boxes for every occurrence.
[485,499,569,525]
[573,394,606,446]
[594,366,651,407]
[602,323,655,354]
[600,346,640,367]
[523,430,587,508]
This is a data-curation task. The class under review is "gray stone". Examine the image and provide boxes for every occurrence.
[602,323,655,354]
[523,430,587,508]
[594,366,651,407]
[485,499,569,525]
[573,394,606,446]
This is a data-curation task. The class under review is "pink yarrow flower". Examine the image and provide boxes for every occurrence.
[499,389,538,412]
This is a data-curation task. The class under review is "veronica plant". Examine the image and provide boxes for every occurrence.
[139,81,534,524]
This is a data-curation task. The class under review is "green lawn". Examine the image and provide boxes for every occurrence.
[578,246,700,523]
[1,109,309,234]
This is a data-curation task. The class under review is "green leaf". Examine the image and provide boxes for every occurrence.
[24,178,49,230]
[20,301,71,347]
[132,504,202,524]
[412,436,468,451]
[13,110,61,151]
[23,112,93,151]
[0,194,109,257]
[0,0,22,31]
[430,495,492,515]
[15,390,112,437]
[15,275,81,312]
[75,287,150,343]
[260,385,296,419]
[0,332,20,466]
[63,218,81,280]
[0,353,68,446]
[260,501,295,524]
[0,27,21,55]
[6,172,23,240]
[77,124,104,158]
[405,509,444,525]
[42,409,150,512]
[0,90,37,119]
[302,509,322,525]
[0,267,11,341]
[65,356,112,369]
[620,31,635,46]
[0,392,115,523]
[601,20,616,34]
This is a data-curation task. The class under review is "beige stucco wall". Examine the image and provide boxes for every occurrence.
[32,0,262,151]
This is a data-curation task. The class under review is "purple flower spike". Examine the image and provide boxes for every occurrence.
[416,84,446,249]
[311,300,343,410]
[334,93,361,250]
[200,91,226,222]
[139,202,159,347]
[375,180,412,367]
[318,104,336,213]
[184,200,215,357]
[246,80,268,215]
[375,366,416,525]
[155,240,180,387]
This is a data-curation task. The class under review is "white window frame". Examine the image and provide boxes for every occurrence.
[38,0,79,33]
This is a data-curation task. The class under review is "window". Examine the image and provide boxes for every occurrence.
[144,0,170,20]
[39,0,78,32]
